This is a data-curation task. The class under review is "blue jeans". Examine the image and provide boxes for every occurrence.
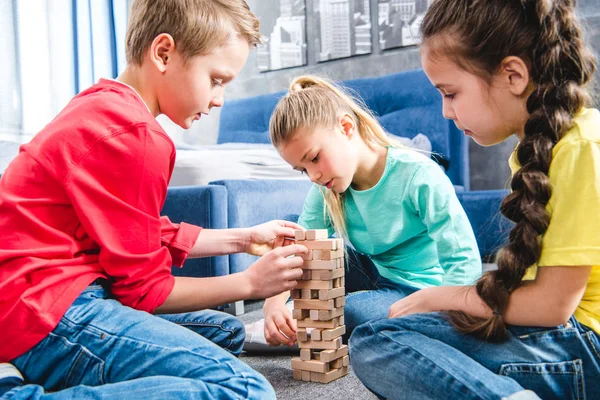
[350,312,600,400]
[6,284,275,399]
[344,248,419,337]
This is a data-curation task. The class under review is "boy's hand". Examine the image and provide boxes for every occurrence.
[245,220,304,256]
[244,244,307,299]
[263,300,297,347]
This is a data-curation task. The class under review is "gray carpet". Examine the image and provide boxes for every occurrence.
[238,300,378,400]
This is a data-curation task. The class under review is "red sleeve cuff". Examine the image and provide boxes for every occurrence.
[160,217,202,267]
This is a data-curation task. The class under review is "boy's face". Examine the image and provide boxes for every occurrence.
[158,36,250,129]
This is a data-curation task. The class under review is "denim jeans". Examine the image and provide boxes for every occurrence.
[6,284,275,399]
[350,312,600,400]
[344,248,419,337]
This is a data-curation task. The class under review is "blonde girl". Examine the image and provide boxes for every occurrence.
[350,1,600,399]
[256,75,482,348]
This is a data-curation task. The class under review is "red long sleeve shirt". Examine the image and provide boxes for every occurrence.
[0,79,201,362]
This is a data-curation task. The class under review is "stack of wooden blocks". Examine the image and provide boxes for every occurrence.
[291,229,349,384]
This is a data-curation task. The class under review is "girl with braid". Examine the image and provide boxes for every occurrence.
[350,1,600,399]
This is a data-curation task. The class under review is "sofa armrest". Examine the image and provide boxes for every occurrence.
[210,179,313,274]
[161,185,229,278]
[457,190,512,261]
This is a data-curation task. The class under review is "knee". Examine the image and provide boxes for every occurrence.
[348,322,376,371]
[224,316,245,357]
[244,371,276,400]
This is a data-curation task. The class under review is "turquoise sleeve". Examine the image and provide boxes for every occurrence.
[408,162,482,285]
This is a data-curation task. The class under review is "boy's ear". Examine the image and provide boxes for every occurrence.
[500,56,530,96]
[338,113,356,138]
[150,33,176,73]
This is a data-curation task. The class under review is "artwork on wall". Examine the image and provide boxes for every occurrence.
[314,0,372,63]
[256,0,308,72]
[377,0,432,50]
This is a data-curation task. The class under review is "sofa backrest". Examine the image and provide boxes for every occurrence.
[219,68,469,190]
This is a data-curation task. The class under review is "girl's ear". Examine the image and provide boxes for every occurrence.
[150,33,176,73]
[338,113,356,138]
[500,56,530,96]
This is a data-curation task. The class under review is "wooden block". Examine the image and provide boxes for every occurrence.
[300,269,312,280]
[296,239,339,250]
[300,349,312,361]
[294,299,335,310]
[311,268,345,281]
[333,277,342,288]
[297,336,342,350]
[296,316,342,329]
[321,325,346,341]
[296,328,308,342]
[294,230,306,241]
[301,289,314,299]
[303,260,338,270]
[310,306,344,321]
[294,280,332,290]
[331,355,350,369]
[290,289,301,299]
[312,249,322,260]
[292,309,309,319]
[292,369,302,381]
[301,250,313,261]
[302,370,311,381]
[310,366,348,383]
[319,344,349,362]
[292,357,330,373]
[321,249,344,260]
[339,315,344,325]
[318,287,345,300]
[311,329,321,341]
[334,296,345,308]
[305,229,328,240]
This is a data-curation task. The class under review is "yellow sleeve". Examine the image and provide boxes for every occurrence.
[538,139,600,267]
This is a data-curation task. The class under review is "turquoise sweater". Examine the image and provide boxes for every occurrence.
[298,147,481,289]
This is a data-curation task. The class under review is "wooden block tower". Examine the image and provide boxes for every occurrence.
[291,229,349,384]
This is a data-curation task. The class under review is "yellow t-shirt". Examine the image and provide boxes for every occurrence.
[509,108,600,334]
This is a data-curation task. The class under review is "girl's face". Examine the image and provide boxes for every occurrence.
[421,46,528,146]
[277,120,360,193]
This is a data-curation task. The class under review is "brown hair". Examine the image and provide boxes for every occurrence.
[125,0,261,66]
[270,75,402,239]
[421,0,596,341]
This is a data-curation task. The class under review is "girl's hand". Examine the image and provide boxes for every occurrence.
[388,289,436,319]
[245,220,304,256]
[263,299,297,347]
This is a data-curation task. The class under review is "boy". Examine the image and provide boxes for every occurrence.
[0,1,306,398]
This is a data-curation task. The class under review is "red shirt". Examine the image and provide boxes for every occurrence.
[0,79,201,362]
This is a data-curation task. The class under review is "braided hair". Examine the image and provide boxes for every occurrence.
[421,0,596,341]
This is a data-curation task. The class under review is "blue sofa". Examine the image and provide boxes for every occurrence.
[207,69,512,279]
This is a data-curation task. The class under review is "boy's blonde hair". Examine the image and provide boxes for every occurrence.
[270,75,401,239]
[125,0,261,66]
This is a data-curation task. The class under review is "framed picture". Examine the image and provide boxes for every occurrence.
[378,0,432,50]
[256,0,308,72]
[315,0,372,63]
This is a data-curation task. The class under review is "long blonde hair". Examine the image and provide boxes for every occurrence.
[270,75,401,239]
